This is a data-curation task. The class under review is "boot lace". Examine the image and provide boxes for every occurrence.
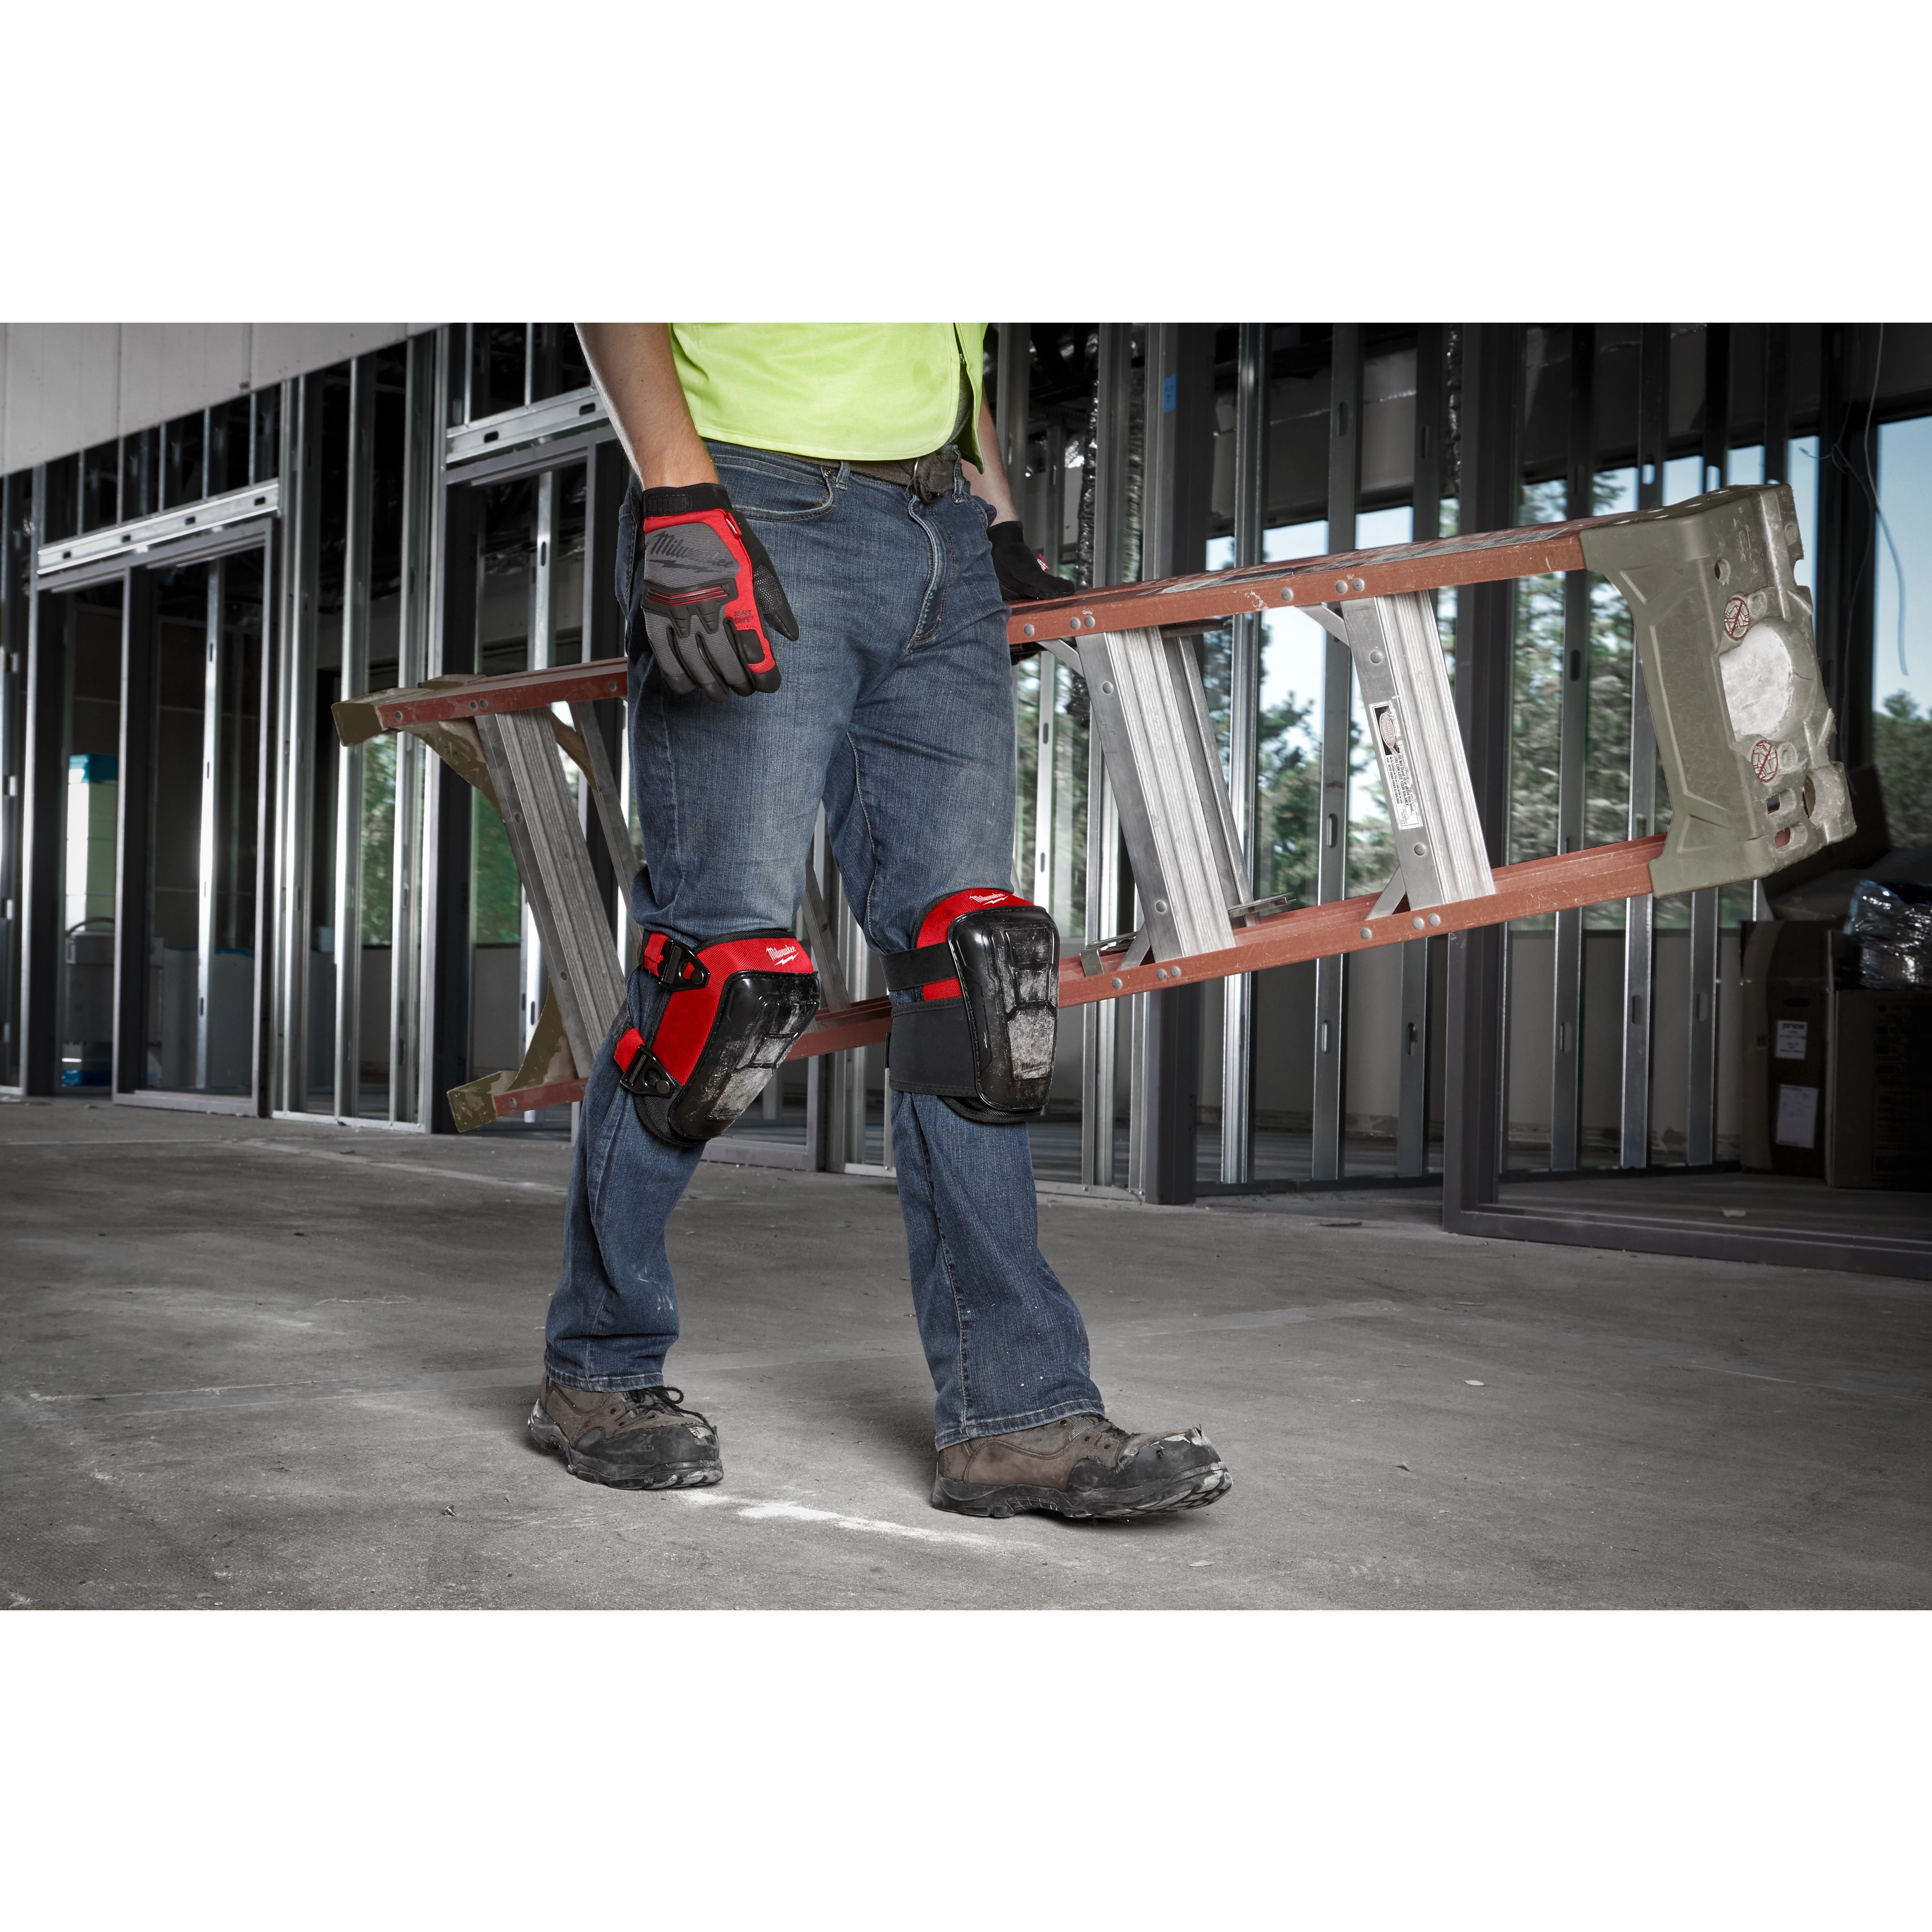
[624,1385,705,1422]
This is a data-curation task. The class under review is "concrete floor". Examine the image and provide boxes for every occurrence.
[3,1095,1928,1610]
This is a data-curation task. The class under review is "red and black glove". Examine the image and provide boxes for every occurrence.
[634,483,798,700]
[988,521,1078,604]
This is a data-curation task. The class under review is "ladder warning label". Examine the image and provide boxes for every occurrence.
[1372,701,1424,829]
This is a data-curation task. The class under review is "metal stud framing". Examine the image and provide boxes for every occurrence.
[1220,321,1266,1186]
[1128,323,1216,1204]
[0,473,29,1093]
[1683,323,1730,1168]
[332,359,376,1120]
[1399,325,1446,1179]
[274,372,325,1117]
[1619,324,1668,1170]
[1442,324,1522,1225]
[1080,323,1131,1190]
[390,333,440,1129]
[1311,323,1362,1183]
[1549,323,1595,1172]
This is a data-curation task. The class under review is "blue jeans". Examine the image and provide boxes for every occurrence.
[542,443,1103,1449]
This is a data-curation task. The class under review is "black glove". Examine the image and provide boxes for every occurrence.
[632,483,798,700]
[988,521,1078,604]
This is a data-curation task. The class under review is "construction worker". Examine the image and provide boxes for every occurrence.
[527,325,1232,1520]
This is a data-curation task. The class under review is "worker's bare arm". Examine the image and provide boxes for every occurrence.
[575,325,717,489]
[961,399,1021,524]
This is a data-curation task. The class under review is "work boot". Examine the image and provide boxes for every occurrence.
[526,1375,723,1490]
[931,1413,1231,1521]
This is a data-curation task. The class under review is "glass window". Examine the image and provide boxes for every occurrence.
[140,554,264,1095]
[121,429,156,523]
[471,325,528,420]
[252,388,281,490]
[42,455,79,545]
[80,442,119,533]
[553,464,587,665]
[1786,433,1820,592]
[1254,518,1329,909]
[47,582,124,1089]
[210,397,253,496]
[1662,453,1703,506]
[301,369,352,1109]
[560,327,592,397]
[163,411,206,510]
[531,324,592,403]
[348,347,412,1118]
[1573,467,1641,930]
[1874,414,1932,848]
[1508,480,1569,869]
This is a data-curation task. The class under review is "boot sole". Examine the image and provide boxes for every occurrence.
[527,1411,724,1492]
[930,1461,1232,1522]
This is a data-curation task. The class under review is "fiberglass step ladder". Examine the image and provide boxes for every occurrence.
[332,482,1851,1129]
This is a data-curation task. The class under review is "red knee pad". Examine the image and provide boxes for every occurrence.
[615,929,821,1148]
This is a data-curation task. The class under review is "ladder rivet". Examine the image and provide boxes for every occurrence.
[1100,682,1113,695]
[1429,913,1442,926]
[1351,577,1365,592]
[1151,899,1167,914]
[1281,587,1295,602]
[1111,977,1122,989]
[1335,579,1349,594]
[1023,624,1036,637]
[1412,915,1426,930]
[1360,927,1373,940]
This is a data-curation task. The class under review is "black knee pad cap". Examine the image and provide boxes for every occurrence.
[884,889,1059,1124]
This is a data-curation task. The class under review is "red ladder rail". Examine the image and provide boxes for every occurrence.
[335,511,1622,742]
[479,835,1666,1122]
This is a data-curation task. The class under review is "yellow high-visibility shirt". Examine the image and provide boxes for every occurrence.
[668,324,985,466]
